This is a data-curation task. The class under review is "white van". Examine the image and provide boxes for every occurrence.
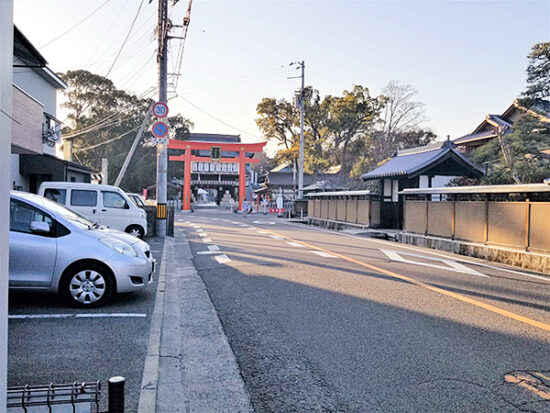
[38,182,148,238]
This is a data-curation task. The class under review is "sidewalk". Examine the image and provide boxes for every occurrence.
[137,228,253,412]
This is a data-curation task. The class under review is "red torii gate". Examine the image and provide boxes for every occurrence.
[168,139,267,211]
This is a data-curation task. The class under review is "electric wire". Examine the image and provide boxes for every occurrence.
[105,0,147,77]
[40,0,111,48]
[177,95,264,141]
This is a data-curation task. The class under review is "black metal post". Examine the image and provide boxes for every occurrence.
[108,376,125,413]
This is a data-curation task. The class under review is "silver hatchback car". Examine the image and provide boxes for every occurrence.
[9,191,155,307]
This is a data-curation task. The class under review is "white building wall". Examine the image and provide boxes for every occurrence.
[12,58,57,115]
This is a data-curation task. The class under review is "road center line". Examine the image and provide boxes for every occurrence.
[260,228,550,333]
[9,313,147,320]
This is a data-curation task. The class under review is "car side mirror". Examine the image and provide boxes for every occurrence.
[30,221,51,234]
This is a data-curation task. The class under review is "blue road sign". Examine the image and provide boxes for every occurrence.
[152,121,169,138]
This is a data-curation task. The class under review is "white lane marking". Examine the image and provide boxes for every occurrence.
[9,313,147,320]
[239,224,249,227]
[253,220,276,225]
[196,228,204,233]
[284,221,550,283]
[269,235,283,239]
[177,219,185,222]
[207,245,220,251]
[202,238,213,243]
[198,233,207,237]
[286,241,304,247]
[380,249,488,278]
[311,251,337,258]
[246,227,256,230]
[197,251,224,255]
[215,255,231,264]
[184,221,190,223]
[257,231,268,234]
[232,221,239,224]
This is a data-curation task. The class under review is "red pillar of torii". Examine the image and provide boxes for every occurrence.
[167,140,267,211]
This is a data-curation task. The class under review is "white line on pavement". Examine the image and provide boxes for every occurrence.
[202,238,213,243]
[269,235,283,239]
[196,229,204,233]
[198,233,207,237]
[311,251,337,258]
[9,313,147,320]
[197,251,224,255]
[286,241,304,247]
[215,255,231,264]
[257,230,268,234]
[207,245,220,251]
[232,221,239,224]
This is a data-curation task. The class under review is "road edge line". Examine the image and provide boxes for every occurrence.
[137,236,170,413]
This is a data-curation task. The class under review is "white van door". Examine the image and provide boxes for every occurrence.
[100,190,132,232]
[69,189,100,223]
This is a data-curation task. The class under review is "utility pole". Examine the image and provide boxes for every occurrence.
[290,61,305,199]
[156,0,168,236]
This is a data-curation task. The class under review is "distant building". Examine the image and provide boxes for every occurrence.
[11,26,90,193]
[169,132,258,204]
[361,140,483,228]
[256,162,341,201]
[453,99,550,154]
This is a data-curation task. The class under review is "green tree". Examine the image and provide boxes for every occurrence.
[60,70,192,194]
[522,42,550,110]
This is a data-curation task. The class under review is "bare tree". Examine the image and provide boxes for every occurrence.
[374,80,432,160]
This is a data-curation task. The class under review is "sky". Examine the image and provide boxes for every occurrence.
[13,0,550,154]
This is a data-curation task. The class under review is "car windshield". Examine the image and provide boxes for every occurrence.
[130,195,146,207]
[17,193,94,226]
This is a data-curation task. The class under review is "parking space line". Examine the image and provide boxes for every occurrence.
[9,313,147,320]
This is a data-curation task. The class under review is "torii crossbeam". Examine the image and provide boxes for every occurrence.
[168,139,267,211]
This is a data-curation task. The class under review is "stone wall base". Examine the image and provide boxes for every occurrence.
[397,233,550,275]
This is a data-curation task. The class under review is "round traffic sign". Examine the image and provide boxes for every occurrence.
[152,101,169,118]
[152,121,169,138]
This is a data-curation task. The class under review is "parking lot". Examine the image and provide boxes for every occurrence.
[7,237,164,412]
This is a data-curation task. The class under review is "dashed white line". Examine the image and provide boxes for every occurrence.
[198,233,207,237]
[215,255,231,264]
[286,241,304,247]
[197,251,223,255]
[202,238,213,243]
[257,231,268,234]
[207,245,220,251]
[311,251,337,258]
[196,229,204,233]
[269,235,284,240]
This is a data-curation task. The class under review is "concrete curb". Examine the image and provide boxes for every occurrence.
[137,237,170,413]
[139,228,253,412]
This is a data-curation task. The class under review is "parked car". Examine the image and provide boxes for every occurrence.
[9,191,155,307]
[39,182,148,238]
[127,192,147,208]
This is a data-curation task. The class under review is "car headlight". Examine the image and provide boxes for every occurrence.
[99,237,138,257]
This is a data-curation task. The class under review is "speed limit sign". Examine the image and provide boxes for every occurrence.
[152,101,169,118]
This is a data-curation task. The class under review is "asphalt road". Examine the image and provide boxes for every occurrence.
[7,236,164,412]
[180,210,550,413]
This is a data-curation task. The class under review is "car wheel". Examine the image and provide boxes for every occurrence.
[60,263,114,307]
[126,225,144,238]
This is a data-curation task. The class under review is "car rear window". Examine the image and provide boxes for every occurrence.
[44,188,66,204]
[70,190,97,207]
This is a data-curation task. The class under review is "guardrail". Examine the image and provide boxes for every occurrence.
[8,376,125,413]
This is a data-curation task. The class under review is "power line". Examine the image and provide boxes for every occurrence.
[40,0,111,48]
[105,0,146,77]
[177,96,264,141]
